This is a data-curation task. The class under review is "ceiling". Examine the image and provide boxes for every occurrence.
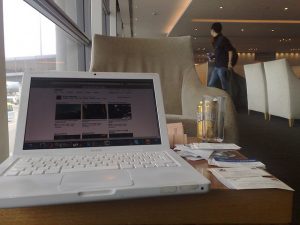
[120,0,300,56]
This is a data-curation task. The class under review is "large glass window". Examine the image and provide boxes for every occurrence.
[3,0,91,152]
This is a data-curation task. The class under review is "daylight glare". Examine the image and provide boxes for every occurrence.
[3,0,56,58]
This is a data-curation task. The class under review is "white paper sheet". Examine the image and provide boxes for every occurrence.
[174,145,214,160]
[189,143,241,151]
[209,167,294,191]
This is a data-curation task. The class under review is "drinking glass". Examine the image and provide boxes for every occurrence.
[197,95,226,143]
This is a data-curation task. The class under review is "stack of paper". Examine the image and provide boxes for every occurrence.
[209,167,294,191]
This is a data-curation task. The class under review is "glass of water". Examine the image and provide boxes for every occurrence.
[197,95,226,143]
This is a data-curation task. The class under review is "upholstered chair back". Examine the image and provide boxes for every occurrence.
[90,35,197,115]
[264,58,300,119]
[244,62,268,115]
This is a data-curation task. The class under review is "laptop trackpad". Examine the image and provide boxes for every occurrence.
[59,170,133,191]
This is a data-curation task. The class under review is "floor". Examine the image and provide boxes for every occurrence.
[237,111,300,224]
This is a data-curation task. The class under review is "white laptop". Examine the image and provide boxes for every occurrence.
[0,71,210,208]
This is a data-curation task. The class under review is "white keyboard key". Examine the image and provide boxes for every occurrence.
[45,167,61,174]
[144,164,156,168]
[61,165,119,173]
[19,170,32,176]
[4,170,19,176]
[85,164,97,168]
[134,164,144,168]
[155,162,167,167]
[166,163,178,167]
[120,164,133,169]
[32,169,44,175]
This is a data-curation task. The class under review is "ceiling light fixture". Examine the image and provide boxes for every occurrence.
[241,28,244,32]
[279,38,292,42]
[219,6,223,9]
[192,18,300,24]
[284,7,288,11]
[194,28,198,31]
[271,29,275,32]
[165,0,192,35]
[291,48,300,51]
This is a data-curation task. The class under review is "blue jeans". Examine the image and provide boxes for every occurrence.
[208,67,228,91]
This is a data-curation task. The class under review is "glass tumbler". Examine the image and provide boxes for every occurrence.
[197,95,226,143]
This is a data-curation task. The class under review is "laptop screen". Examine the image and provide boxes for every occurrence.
[23,77,161,150]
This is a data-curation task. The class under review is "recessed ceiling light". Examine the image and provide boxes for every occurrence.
[219,6,223,9]
[194,28,198,31]
[271,29,275,32]
[279,38,292,42]
[284,7,288,11]
[192,18,300,24]
[241,28,244,32]
[193,37,197,40]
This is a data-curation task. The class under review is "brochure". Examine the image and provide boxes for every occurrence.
[209,157,266,168]
[209,167,294,191]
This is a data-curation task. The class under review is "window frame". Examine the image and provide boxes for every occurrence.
[24,0,91,46]
[0,0,9,161]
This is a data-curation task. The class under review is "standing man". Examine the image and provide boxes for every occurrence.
[208,22,234,91]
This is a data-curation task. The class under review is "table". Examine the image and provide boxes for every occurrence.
[0,147,293,225]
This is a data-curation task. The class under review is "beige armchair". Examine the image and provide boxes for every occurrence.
[264,58,300,127]
[90,35,238,143]
[244,62,269,120]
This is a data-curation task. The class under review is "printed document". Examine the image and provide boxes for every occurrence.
[189,143,241,151]
[209,167,294,191]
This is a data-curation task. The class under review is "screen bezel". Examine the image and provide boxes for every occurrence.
[13,71,169,155]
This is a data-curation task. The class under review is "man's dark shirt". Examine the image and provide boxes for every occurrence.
[213,34,234,68]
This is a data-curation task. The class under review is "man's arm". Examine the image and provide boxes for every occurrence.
[228,50,233,69]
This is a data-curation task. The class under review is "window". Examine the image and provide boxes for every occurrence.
[3,0,91,152]
[102,0,110,35]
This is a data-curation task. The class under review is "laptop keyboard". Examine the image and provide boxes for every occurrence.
[3,151,179,176]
